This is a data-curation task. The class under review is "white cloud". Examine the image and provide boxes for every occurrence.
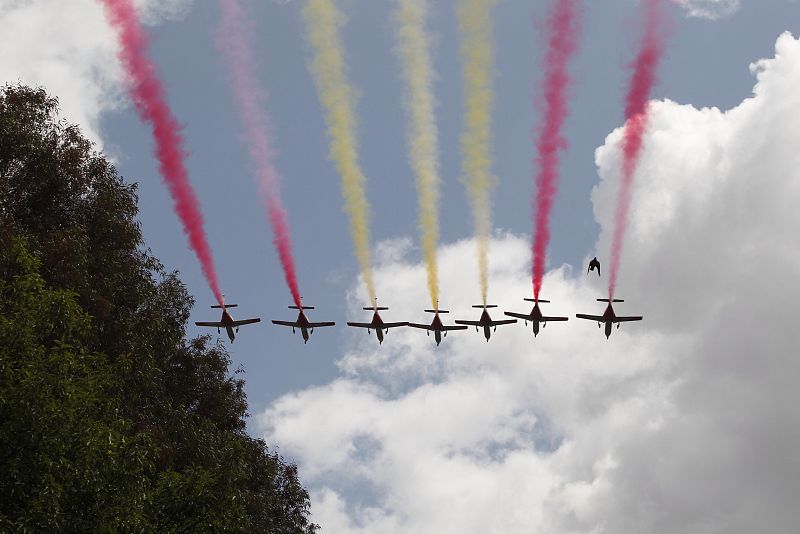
[259,32,800,533]
[673,0,742,20]
[0,0,192,147]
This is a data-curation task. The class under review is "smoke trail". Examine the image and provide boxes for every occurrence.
[457,0,498,306]
[608,0,668,299]
[217,0,302,308]
[394,0,440,309]
[531,0,581,299]
[302,0,376,305]
[100,0,224,306]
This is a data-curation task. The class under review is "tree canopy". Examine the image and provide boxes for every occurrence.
[0,84,318,533]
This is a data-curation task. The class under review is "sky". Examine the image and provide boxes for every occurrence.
[2,0,800,531]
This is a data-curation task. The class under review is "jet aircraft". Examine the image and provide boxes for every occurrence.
[347,302,407,344]
[407,303,468,346]
[455,304,517,342]
[195,301,261,343]
[272,302,335,344]
[504,298,568,337]
[576,298,642,339]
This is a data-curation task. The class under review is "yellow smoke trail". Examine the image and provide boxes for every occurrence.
[303,0,376,304]
[394,0,440,309]
[457,0,498,305]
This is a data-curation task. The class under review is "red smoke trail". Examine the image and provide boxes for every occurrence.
[531,0,581,299]
[217,0,302,308]
[100,0,224,306]
[608,0,668,299]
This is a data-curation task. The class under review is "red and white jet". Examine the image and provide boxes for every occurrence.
[347,303,407,344]
[272,303,335,344]
[504,298,568,337]
[576,298,642,339]
[455,304,517,342]
[195,301,261,343]
[408,303,467,346]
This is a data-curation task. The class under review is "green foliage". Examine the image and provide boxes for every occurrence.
[0,236,154,532]
[0,84,318,532]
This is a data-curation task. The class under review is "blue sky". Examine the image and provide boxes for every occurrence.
[4,1,800,530]
[90,0,797,414]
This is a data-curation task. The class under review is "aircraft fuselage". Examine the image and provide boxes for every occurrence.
[221,309,236,342]
[530,304,544,336]
[602,304,616,338]
[479,310,494,341]
[296,311,312,343]
[369,312,386,344]
[431,314,444,345]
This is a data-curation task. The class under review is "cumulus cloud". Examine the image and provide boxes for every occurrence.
[0,0,192,147]
[673,0,742,20]
[259,31,800,533]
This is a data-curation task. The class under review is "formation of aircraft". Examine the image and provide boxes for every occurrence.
[195,294,643,344]
[346,302,408,344]
[504,298,569,337]
[194,301,261,343]
[455,304,517,342]
[272,301,335,344]
[408,303,468,345]
[576,298,643,339]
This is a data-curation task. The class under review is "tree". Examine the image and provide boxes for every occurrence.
[0,84,317,532]
[0,234,154,531]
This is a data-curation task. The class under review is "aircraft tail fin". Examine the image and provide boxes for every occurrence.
[597,299,624,303]
[211,304,238,309]
[524,298,550,303]
[289,305,315,310]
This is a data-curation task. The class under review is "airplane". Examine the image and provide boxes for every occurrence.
[272,302,335,344]
[195,301,261,343]
[576,298,643,339]
[504,297,568,337]
[407,302,468,346]
[455,304,517,342]
[346,302,407,344]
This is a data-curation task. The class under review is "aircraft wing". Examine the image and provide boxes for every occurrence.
[541,315,569,322]
[272,320,299,328]
[576,314,604,321]
[409,323,468,331]
[307,321,336,328]
[232,318,261,327]
[455,320,482,326]
[504,312,530,320]
[614,316,643,323]
[347,322,374,329]
[489,319,517,326]
[383,322,408,329]
[195,321,224,327]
